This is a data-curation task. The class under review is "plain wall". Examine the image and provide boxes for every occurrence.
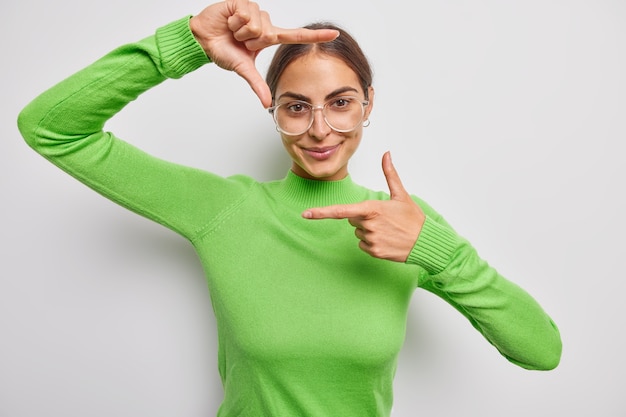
[1,0,624,416]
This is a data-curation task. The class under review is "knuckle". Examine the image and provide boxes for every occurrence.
[367,243,391,260]
[369,246,383,259]
[246,21,262,37]
[348,217,360,227]
[334,206,350,218]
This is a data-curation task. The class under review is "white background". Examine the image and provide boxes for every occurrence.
[1,0,625,416]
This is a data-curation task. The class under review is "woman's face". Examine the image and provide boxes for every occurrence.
[274,53,374,181]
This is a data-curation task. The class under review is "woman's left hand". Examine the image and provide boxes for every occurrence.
[303,152,426,262]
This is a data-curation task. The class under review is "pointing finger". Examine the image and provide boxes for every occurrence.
[302,202,376,220]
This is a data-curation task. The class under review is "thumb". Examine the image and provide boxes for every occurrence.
[235,60,272,108]
[382,151,410,201]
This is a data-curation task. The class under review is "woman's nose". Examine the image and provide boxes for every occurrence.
[308,108,331,141]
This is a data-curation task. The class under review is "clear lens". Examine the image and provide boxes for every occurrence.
[269,96,368,136]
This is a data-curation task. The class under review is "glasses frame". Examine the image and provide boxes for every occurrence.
[268,95,369,136]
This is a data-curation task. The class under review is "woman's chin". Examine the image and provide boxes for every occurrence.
[293,162,346,181]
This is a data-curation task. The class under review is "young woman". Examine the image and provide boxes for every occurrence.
[17,1,562,415]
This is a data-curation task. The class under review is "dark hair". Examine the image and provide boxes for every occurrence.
[266,22,373,103]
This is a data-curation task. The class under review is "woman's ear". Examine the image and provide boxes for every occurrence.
[364,86,375,119]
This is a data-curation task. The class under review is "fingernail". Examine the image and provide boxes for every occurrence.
[302,210,313,219]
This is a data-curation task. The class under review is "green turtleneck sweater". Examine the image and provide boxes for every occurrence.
[17,15,561,417]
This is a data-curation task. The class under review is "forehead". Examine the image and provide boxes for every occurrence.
[275,53,362,100]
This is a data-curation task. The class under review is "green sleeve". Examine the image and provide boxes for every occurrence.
[17,16,254,241]
[406,198,562,371]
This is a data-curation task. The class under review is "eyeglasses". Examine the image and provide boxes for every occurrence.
[268,96,369,136]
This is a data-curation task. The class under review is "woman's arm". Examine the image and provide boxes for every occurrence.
[16,16,251,240]
[410,200,562,371]
[304,152,562,370]
[17,1,339,240]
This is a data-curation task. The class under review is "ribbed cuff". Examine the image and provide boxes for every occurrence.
[406,216,458,274]
[155,15,211,79]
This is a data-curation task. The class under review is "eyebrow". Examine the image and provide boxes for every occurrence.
[276,86,360,103]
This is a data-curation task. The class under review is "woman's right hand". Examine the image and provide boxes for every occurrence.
[190,0,338,108]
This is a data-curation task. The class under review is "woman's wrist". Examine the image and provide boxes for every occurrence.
[155,16,212,78]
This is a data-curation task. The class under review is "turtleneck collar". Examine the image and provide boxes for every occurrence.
[271,170,367,208]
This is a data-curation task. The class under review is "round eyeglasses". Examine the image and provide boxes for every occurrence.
[268,96,369,136]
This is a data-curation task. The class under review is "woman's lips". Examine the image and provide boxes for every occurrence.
[302,144,340,161]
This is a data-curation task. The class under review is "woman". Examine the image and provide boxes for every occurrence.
[17,1,562,416]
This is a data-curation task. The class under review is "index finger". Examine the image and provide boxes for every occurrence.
[302,202,375,220]
[276,27,340,45]
[242,26,339,54]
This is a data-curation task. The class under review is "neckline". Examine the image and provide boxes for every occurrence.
[271,170,366,208]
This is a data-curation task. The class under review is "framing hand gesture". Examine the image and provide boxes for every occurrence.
[303,152,426,262]
[190,0,339,107]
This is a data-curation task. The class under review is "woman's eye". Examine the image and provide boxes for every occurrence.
[330,97,354,110]
[286,102,310,114]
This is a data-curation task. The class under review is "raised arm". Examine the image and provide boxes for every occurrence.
[17,15,230,240]
[16,1,338,240]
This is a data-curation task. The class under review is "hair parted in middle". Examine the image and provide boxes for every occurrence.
[266,22,373,103]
